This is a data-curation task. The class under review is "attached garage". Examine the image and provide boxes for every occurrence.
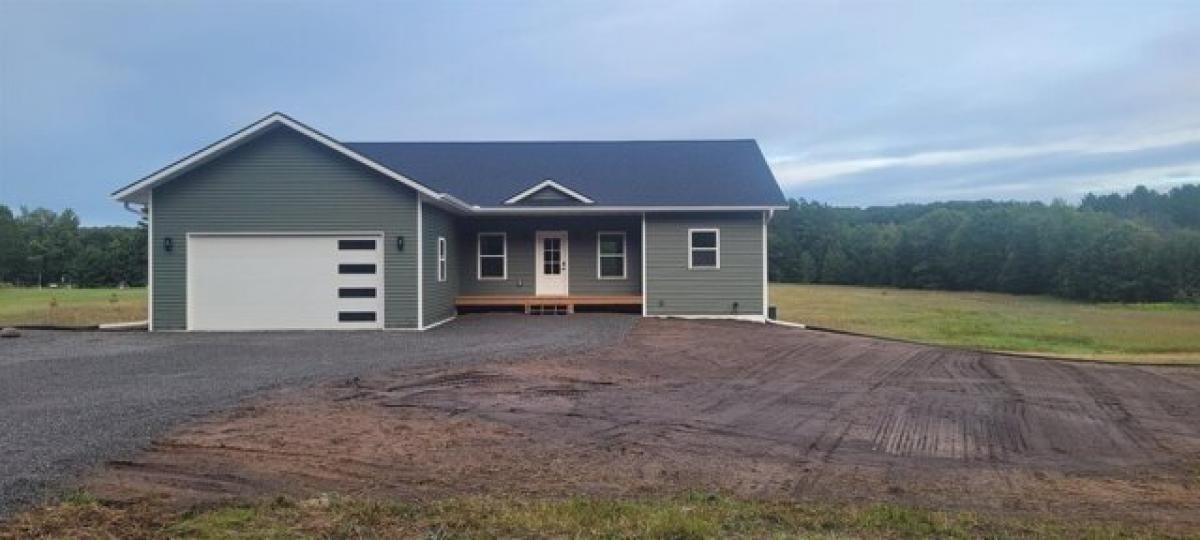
[187,234,384,330]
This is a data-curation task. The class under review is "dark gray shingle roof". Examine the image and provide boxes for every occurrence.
[344,140,785,208]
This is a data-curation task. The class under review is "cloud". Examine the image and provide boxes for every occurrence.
[770,127,1200,188]
[2,1,1200,224]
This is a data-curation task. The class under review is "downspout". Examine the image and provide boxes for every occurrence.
[123,201,147,217]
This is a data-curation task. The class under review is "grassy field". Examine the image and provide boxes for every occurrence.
[3,492,1175,539]
[0,287,146,326]
[771,283,1200,364]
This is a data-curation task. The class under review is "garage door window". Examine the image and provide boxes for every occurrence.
[338,287,376,298]
[338,239,376,250]
[339,263,376,274]
[338,311,377,322]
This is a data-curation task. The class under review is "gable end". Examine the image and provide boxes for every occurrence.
[504,179,594,205]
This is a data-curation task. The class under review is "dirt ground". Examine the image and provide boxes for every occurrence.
[87,319,1200,530]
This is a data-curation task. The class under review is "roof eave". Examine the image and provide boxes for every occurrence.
[468,205,788,214]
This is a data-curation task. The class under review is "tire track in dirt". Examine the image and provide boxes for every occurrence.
[84,319,1200,530]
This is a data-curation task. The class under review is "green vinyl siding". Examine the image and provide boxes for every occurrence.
[458,215,641,296]
[422,201,458,325]
[644,211,765,317]
[150,125,418,330]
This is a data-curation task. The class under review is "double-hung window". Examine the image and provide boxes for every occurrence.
[477,232,506,280]
[437,237,447,282]
[688,229,719,269]
[597,232,626,279]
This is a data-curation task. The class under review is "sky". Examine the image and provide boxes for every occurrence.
[2,0,1199,226]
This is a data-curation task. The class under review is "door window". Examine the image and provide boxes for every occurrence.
[543,237,562,275]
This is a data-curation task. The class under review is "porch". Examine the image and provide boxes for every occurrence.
[455,294,642,314]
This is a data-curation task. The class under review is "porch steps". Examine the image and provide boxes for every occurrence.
[527,304,573,315]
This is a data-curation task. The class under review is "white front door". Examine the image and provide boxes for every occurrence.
[534,231,568,296]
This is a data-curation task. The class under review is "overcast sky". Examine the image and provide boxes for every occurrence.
[2,0,1198,225]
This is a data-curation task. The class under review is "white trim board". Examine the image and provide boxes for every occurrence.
[147,190,154,331]
[421,315,457,331]
[640,212,647,317]
[650,315,768,323]
[416,194,424,329]
[504,179,594,205]
[762,210,769,319]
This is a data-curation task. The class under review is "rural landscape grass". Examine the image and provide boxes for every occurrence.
[772,283,1200,364]
[0,287,146,326]
[4,285,1198,364]
[3,492,1175,539]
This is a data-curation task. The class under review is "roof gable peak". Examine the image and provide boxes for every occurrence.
[504,179,595,205]
[111,112,440,203]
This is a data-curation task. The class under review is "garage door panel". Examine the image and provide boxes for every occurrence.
[188,235,384,330]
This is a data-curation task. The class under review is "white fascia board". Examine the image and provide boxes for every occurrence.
[111,113,443,202]
[471,205,787,214]
[504,179,594,205]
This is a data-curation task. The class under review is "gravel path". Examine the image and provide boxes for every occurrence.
[0,313,634,515]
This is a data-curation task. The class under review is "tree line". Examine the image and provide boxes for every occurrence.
[3,184,1198,302]
[0,205,147,287]
[768,184,1200,302]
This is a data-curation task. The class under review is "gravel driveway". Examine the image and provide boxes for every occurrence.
[0,314,634,515]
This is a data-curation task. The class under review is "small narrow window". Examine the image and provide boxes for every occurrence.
[339,263,376,274]
[688,229,719,269]
[338,239,376,250]
[437,237,448,282]
[597,232,626,279]
[338,311,376,322]
[477,232,506,280]
[339,287,377,298]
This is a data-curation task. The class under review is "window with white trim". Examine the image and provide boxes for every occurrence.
[688,229,720,269]
[437,236,447,282]
[477,232,506,280]
[597,232,626,279]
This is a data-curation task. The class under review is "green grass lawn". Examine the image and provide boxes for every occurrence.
[771,283,1200,364]
[4,492,1175,539]
[0,287,146,326]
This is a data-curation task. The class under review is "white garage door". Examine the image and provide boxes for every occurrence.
[188,234,384,330]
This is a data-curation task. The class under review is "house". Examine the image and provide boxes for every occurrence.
[111,113,787,331]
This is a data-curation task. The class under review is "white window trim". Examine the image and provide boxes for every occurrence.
[437,236,448,282]
[688,228,720,269]
[477,232,507,280]
[596,231,627,280]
